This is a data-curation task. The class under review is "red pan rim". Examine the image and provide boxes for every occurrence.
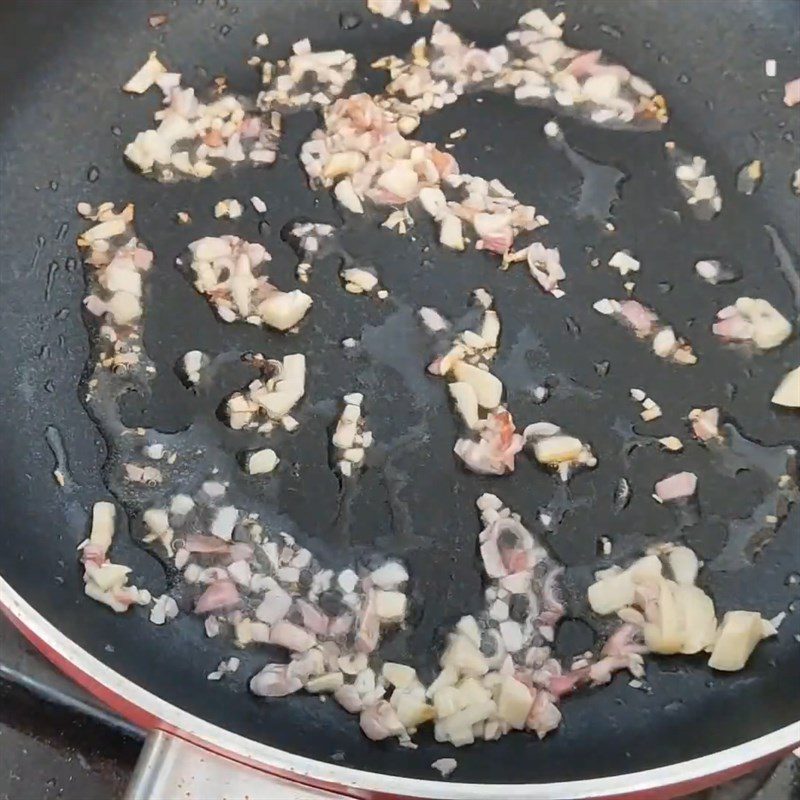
[1,577,797,799]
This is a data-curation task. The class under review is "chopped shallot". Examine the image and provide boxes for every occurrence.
[593,297,697,365]
[431,757,458,777]
[186,236,312,331]
[688,407,720,442]
[79,501,151,613]
[125,69,281,180]
[784,77,800,107]
[712,297,792,350]
[665,142,722,220]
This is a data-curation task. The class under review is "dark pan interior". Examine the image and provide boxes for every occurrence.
[1,0,798,785]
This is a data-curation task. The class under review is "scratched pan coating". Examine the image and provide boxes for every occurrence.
[0,0,798,784]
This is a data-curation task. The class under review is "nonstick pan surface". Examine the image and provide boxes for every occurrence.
[0,0,798,787]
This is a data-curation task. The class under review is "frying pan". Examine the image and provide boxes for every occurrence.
[1,0,798,797]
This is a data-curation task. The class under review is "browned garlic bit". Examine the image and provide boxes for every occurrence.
[77,202,153,379]
[332,393,373,477]
[593,297,697,365]
[187,236,312,331]
[523,422,597,481]
[629,387,662,422]
[257,39,356,111]
[378,11,666,127]
[588,544,777,671]
[124,66,280,179]
[665,142,722,220]
[367,0,451,25]
[771,366,800,408]
[711,297,792,350]
[300,94,544,257]
[78,502,151,613]
[225,353,306,433]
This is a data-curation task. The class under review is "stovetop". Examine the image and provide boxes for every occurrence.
[0,614,795,800]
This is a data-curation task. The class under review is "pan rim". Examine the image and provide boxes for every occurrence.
[1,576,797,798]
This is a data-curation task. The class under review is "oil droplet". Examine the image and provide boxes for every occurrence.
[657,281,672,293]
[339,11,362,29]
[56,221,69,240]
[599,22,622,38]
[564,316,581,338]
[786,572,800,586]
[545,126,626,222]
[788,599,799,614]
[111,125,122,136]
[31,234,46,269]
[219,24,231,36]
[216,0,227,6]
[677,73,690,84]
[765,225,800,319]
[55,308,70,320]
[45,261,60,301]
[593,360,610,377]
[87,165,100,182]
[49,180,59,191]
[38,344,51,359]
[44,379,55,393]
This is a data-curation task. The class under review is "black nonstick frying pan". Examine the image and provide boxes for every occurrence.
[1,1,799,798]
